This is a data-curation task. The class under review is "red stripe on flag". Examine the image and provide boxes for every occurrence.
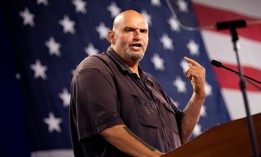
[213,64,261,92]
[193,3,261,42]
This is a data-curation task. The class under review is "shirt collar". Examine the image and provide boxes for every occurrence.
[106,47,144,76]
[106,47,154,85]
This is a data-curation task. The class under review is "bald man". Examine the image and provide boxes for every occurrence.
[69,10,205,157]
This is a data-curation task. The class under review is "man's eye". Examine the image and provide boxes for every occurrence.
[126,29,133,32]
[140,30,147,33]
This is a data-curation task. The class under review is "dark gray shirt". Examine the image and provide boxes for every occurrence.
[70,47,183,157]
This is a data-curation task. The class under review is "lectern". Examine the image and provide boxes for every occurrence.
[163,113,261,157]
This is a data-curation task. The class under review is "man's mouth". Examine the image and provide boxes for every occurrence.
[130,43,142,49]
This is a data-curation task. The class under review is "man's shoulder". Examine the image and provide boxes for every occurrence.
[71,53,111,78]
[86,52,108,61]
[78,52,111,69]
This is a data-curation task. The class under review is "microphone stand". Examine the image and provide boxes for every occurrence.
[228,25,260,157]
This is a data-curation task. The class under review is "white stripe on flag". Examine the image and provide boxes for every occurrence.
[193,0,261,18]
[31,150,73,157]
[201,31,261,69]
[222,89,261,119]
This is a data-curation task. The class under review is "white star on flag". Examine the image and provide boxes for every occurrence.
[59,15,76,34]
[171,98,179,108]
[107,2,121,18]
[168,16,181,32]
[58,88,71,107]
[200,105,207,117]
[85,43,99,56]
[71,69,75,76]
[19,7,35,27]
[177,0,188,12]
[43,112,62,133]
[180,59,189,73]
[205,81,213,96]
[193,124,202,136]
[96,22,110,39]
[173,77,187,93]
[72,0,87,14]
[141,10,152,26]
[151,53,165,71]
[187,39,200,56]
[45,37,61,57]
[37,0,48,6]
[160,34,174,50]
[30,59,47,80]
[16,73,21,80]
[151,0,161,7]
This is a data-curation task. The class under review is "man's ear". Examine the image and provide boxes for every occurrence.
[107,30,115,44]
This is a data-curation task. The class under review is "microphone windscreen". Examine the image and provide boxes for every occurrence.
[211,60,223,68]
[215,19,247,30]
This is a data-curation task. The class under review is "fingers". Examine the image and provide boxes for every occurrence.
[184,56,205,80]
[184,56,206,96]
[185,69,193,80]
[184,56,200,66]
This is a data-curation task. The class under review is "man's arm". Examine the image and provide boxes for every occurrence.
[181,57,206,144]
[100,124,164,157]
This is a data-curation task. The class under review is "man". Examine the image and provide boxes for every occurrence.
[70,10,205,157]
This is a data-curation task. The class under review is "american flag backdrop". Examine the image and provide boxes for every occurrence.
[1,0,261,157]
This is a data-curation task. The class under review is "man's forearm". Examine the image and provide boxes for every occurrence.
[181,92,205,144]
[100,124,164,157]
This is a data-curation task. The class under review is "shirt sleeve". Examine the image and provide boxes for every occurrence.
[72,67,124,140]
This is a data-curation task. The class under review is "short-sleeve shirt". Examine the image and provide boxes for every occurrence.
[69,47,183,157]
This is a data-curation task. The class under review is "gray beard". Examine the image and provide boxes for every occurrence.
[130,55,142,62]
[125,51,144,62]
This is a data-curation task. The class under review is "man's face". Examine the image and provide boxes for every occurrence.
[110,13,149,64]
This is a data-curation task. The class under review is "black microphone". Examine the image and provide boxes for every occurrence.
[215,19,247,30]
[211,60,223,68]
[211,60,261,88]
[211,60,240,76]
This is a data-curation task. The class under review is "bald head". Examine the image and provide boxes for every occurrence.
[112,10,148,31]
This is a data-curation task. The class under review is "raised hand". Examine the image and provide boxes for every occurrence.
[184,56,206,97]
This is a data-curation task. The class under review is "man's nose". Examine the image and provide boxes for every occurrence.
[133,30,141,39]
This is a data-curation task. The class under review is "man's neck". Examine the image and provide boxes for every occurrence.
[129,65,140,78]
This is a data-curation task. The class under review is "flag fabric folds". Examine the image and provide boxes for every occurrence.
[193,0,261,119]
[1,0,260,157]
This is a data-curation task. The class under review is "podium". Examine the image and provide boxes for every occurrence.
[163,113,261,157]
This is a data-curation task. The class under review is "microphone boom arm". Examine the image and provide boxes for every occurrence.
[211,60,261,91]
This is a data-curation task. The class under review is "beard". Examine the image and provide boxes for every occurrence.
[124,50,145,62]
